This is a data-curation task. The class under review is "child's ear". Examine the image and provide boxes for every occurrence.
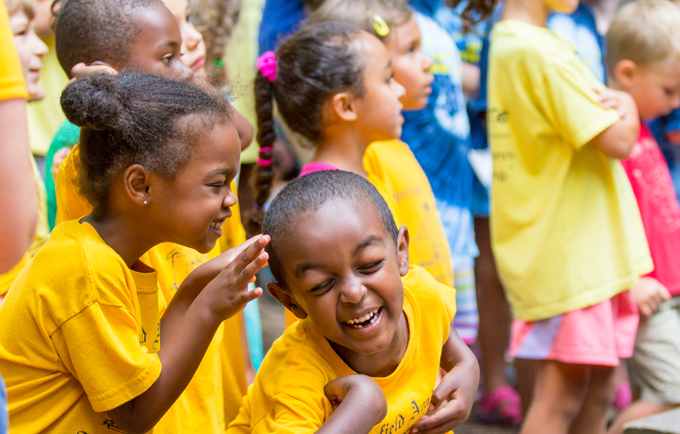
[330,91,358,122]
[268,281,308,320]
[613,59,638,91]
[396,226,410,276]
[123,164,152,207]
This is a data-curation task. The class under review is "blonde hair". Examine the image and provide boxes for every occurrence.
[606,0,680,73]
[307,0,412,41]
[4,0,36,19]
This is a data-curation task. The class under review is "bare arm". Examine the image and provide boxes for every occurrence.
[107,237,269,433]
[232,109,254,153]
[589,89,639,160]
[0,98,38,273]
[410,327,480,434]
[461,62,480,100]
[318,375,388,434]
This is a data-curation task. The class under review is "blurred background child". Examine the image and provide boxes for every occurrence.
[486,0,651,431]
[0,0,49,301]
[603,1,680,432]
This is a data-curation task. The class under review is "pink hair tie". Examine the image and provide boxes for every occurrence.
[259,147,274,153]
[257,51,277,83]
[257,158,274,167]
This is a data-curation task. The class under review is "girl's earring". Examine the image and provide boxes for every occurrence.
[143,200,148,205]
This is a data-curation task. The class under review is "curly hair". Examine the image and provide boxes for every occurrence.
[190,0,241,87]
[263,170,398,287]
[245,21,368,235]
[60,72,231,217]
[54,0,161,77]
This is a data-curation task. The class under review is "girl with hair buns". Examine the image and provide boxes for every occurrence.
[0,72,267,434]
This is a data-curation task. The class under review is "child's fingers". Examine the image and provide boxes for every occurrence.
[428,374,459,411]
[237,252,269,286]
[237,286,263,306]
[232,236,270,275]
[411,399,467,433]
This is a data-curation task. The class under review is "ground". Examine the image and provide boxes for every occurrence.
[257,289,519,434]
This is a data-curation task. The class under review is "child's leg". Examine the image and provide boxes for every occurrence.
[521,360,590,434]
[474,217,522,424]
[568,365,617,434]
[609,302,680,433]
[474,217,511,393]
[608,401,679,434]
[452,257,479,345]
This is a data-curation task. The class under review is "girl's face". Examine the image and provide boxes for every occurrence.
[384,16,434,110]
[10,10,48,102]
[149,122,241,253]
[352,33,406,144]
[162,0,207,73]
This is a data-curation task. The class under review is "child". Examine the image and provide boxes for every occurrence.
[404,0,479,346]
[0,0,49,300]
[602,1,680,432]
[229,170,479,434]
[485,0,652,430]
[307,0,455,290]
[49,0,251,431]
[0,72,268,433]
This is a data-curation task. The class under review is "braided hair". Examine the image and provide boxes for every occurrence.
[245,21,368,234]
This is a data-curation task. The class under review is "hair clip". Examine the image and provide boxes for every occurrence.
[257,158,274,167]
[259,147,274,153]
[256,51,277,83]
[214,59,224,68]
[373,15,390,37]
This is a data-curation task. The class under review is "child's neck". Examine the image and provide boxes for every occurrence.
[330,311,409,377]
[313,130,370,177]
[83,212,159,270]
[502,0,552,27]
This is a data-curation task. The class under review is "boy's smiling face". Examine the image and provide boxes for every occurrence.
[268,198,410,357]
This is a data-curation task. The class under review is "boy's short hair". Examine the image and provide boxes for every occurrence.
[307,0,412,41]
[54,0,161,77]
[606,0,680,73]
[263,170,399,287]
[4,0,36,19]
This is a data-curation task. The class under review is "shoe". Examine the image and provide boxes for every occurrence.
[478,385,522,426]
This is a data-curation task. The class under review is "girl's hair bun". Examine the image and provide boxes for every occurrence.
[60,73,125,132]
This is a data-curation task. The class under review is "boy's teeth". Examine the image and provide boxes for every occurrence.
[345,308,380,328]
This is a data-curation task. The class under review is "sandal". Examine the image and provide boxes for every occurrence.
[478,385,523,426]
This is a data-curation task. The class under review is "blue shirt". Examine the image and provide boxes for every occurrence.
[548,3,606,83]
[258,0,306,54]
[402,6,477,258]
[650,109,680,198]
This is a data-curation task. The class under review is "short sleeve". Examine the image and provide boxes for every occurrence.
[541,61,619,149]
[51,302,162,412]
[251,392,328,434]
[0,6,28,100]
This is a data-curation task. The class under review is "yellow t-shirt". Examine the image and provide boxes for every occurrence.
[55,145,249,431]
[229,266,456,434]
[0,5,27,101]
[487,20,652,321]
[0,221,164,434]
[364,140,454,288]
[26,37,69,156]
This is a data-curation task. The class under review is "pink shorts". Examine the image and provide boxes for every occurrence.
[510,291,639,366]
